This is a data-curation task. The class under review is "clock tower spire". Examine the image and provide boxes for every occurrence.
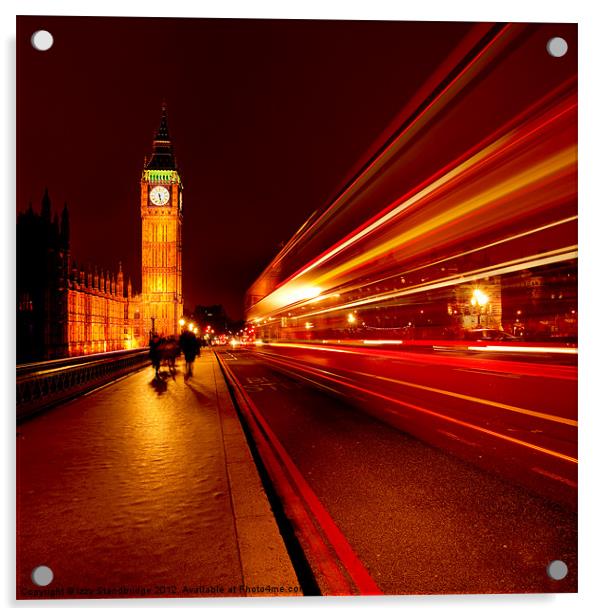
[140,103,183,340]
[147,102,176,170]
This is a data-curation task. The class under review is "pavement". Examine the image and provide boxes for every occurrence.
[16,351,301,600]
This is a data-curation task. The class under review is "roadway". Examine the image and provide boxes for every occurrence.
[217,348,577,594]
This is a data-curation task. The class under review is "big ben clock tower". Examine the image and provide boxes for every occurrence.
[141,104,183,340]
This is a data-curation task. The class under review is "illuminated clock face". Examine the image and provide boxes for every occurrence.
[149,185,170,206]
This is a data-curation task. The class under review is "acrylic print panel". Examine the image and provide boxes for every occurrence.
[16,16,577,599]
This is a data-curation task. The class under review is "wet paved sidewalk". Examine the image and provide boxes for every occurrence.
[17,351,300,599]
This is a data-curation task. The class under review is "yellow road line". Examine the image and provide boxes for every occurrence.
[354,370,577,427]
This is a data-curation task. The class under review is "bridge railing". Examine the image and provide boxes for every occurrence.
[17,348,150,421]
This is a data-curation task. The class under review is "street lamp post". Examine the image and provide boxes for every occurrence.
[470,289,489,326]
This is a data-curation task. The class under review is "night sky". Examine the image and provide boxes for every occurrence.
[17,16,473,319]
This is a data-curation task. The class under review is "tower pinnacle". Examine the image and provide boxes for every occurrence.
[155,102,170,141]
[145,103,176,170]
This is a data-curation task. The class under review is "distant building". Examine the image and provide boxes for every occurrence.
[192,305,244,336]
[17,105,184,362]
[193,305,229,333]
[17,190,70,361]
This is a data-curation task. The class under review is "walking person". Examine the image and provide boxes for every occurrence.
[179,329,200,378]
[149,332,162,379]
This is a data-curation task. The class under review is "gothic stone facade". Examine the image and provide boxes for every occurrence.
[16,190,141,362]
[66,266,142,357]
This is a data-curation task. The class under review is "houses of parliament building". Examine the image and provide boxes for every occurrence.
[17,106,184,362]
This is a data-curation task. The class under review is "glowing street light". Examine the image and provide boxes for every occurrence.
[179,318,186,328]
[471,289,489,307]
[188,323,194,332]
[347,312,357,325]
[470,289,489,326]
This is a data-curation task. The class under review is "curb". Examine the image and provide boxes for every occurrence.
[209,352,302,597]
[215,352,382,596]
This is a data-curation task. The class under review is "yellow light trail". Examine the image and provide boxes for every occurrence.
[299,246,577,320]
[248,139,576,321]
[284,72,575,287]
[290,133,515,279]
[343,215,577,295]
[250,216,577,321]
[313,145,576,288]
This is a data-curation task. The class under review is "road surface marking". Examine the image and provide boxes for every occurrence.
[353,370,577,427]
[258,353,577,465]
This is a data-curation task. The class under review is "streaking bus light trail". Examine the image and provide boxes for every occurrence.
[245,23,577,511]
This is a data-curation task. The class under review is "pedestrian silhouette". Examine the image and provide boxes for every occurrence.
[179,330,200,378]
[161,335,179,378]
[149,333,162,379]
